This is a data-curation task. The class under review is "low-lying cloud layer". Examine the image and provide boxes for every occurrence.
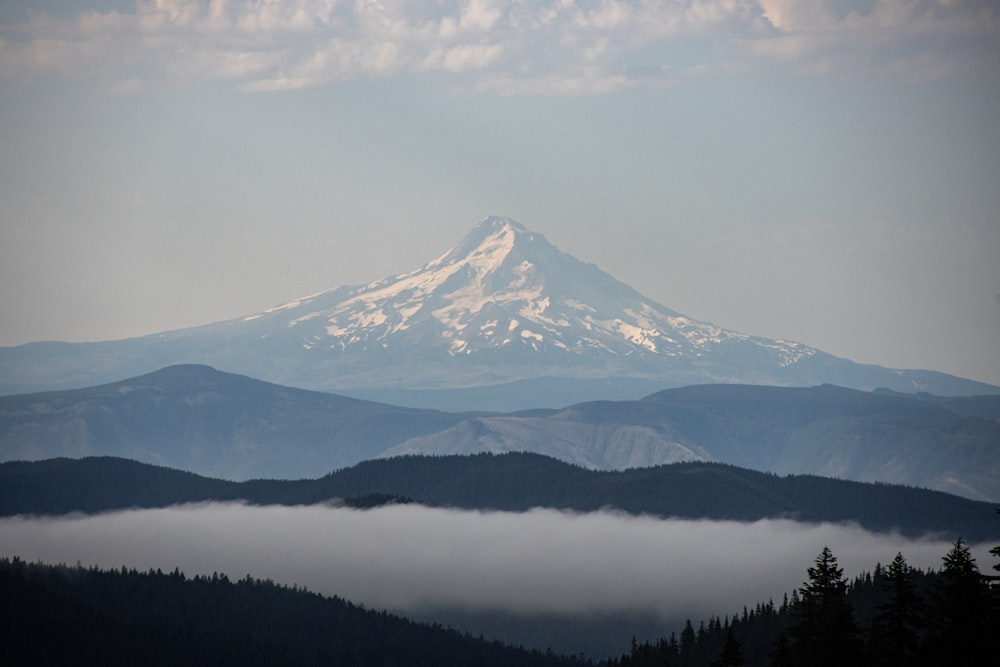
[1,503,991,622]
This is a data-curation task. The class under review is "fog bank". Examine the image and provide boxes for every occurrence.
[0,503,990,621]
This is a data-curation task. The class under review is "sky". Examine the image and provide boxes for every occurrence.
[1,0,998,386]
[1,503,991,634]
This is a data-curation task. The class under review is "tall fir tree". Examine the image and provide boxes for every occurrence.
[786,546,863,667]
[867,552,923,667]
[679,619,697,667]
[709,625,743,667]
[766,631,792,667]
[922,538,995,666]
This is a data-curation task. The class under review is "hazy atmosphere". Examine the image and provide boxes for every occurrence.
[0,503,986,620]
[1,0,999,386]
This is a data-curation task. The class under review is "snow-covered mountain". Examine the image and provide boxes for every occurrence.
[236,216,816,386]
[0,216,995,406]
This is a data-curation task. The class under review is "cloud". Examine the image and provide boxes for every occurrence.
[436,43,505,72]
[0,1,996,93]
[471,71,636,96]
[0,503,990,621]
[750,0,1000,76]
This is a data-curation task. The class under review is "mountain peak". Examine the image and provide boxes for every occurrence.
[229,215,817,386]
[436,215,543,269]
[5,214,994,400]
[478,215,527,233]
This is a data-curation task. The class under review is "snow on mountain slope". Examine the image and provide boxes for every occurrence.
[1,215,997,401]
[226,216,817,387]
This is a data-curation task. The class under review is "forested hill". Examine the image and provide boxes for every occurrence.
[0,557,586,667]
[608,541,998,667]
[2,454,996,541]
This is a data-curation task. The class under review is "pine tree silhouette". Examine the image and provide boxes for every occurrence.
[867,552,923,667]
[923,538,994,666]
[786,546,862,667]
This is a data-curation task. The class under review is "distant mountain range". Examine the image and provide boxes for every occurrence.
[385,382,1000,501]
[0,364,469,480]
[0,217,995,409]
[1,365,998,500]
[3,454,996,541]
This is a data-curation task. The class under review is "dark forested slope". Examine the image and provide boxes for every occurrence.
[0,557,586,667]
[2,454,996,540]
[608,540,999,667]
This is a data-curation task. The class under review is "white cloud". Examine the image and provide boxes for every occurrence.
[458,0,504,33]
[752,0,1000,68]
[472,71,636,95]
[438,42,505,71]
[0,1,996,93]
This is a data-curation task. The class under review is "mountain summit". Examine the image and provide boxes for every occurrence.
[0,216,995,405]
[217,215,816,388]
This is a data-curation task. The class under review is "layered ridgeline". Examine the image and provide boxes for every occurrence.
[0,217,994,407]
[2,365,998,499]
[384,383,1000,502]
[2,454,997,540]
[0,364,469,480]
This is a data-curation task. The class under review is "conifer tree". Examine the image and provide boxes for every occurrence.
[922,538,994,666]
[679,619,696,667]
[766,631,791,667]
[991,509,1000,625]
[786,546,862,667]
[709,625,744,667]
[868,552,922,667]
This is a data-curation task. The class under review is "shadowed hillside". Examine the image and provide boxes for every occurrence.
[2,453,996,541]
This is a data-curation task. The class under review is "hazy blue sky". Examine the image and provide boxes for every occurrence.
[1,1,998,385]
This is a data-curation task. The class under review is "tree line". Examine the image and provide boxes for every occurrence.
[2,534,998,666]
[0,556,586,667]
[609,537,999,667]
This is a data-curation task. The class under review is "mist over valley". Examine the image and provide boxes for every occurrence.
[3,501,992,658]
